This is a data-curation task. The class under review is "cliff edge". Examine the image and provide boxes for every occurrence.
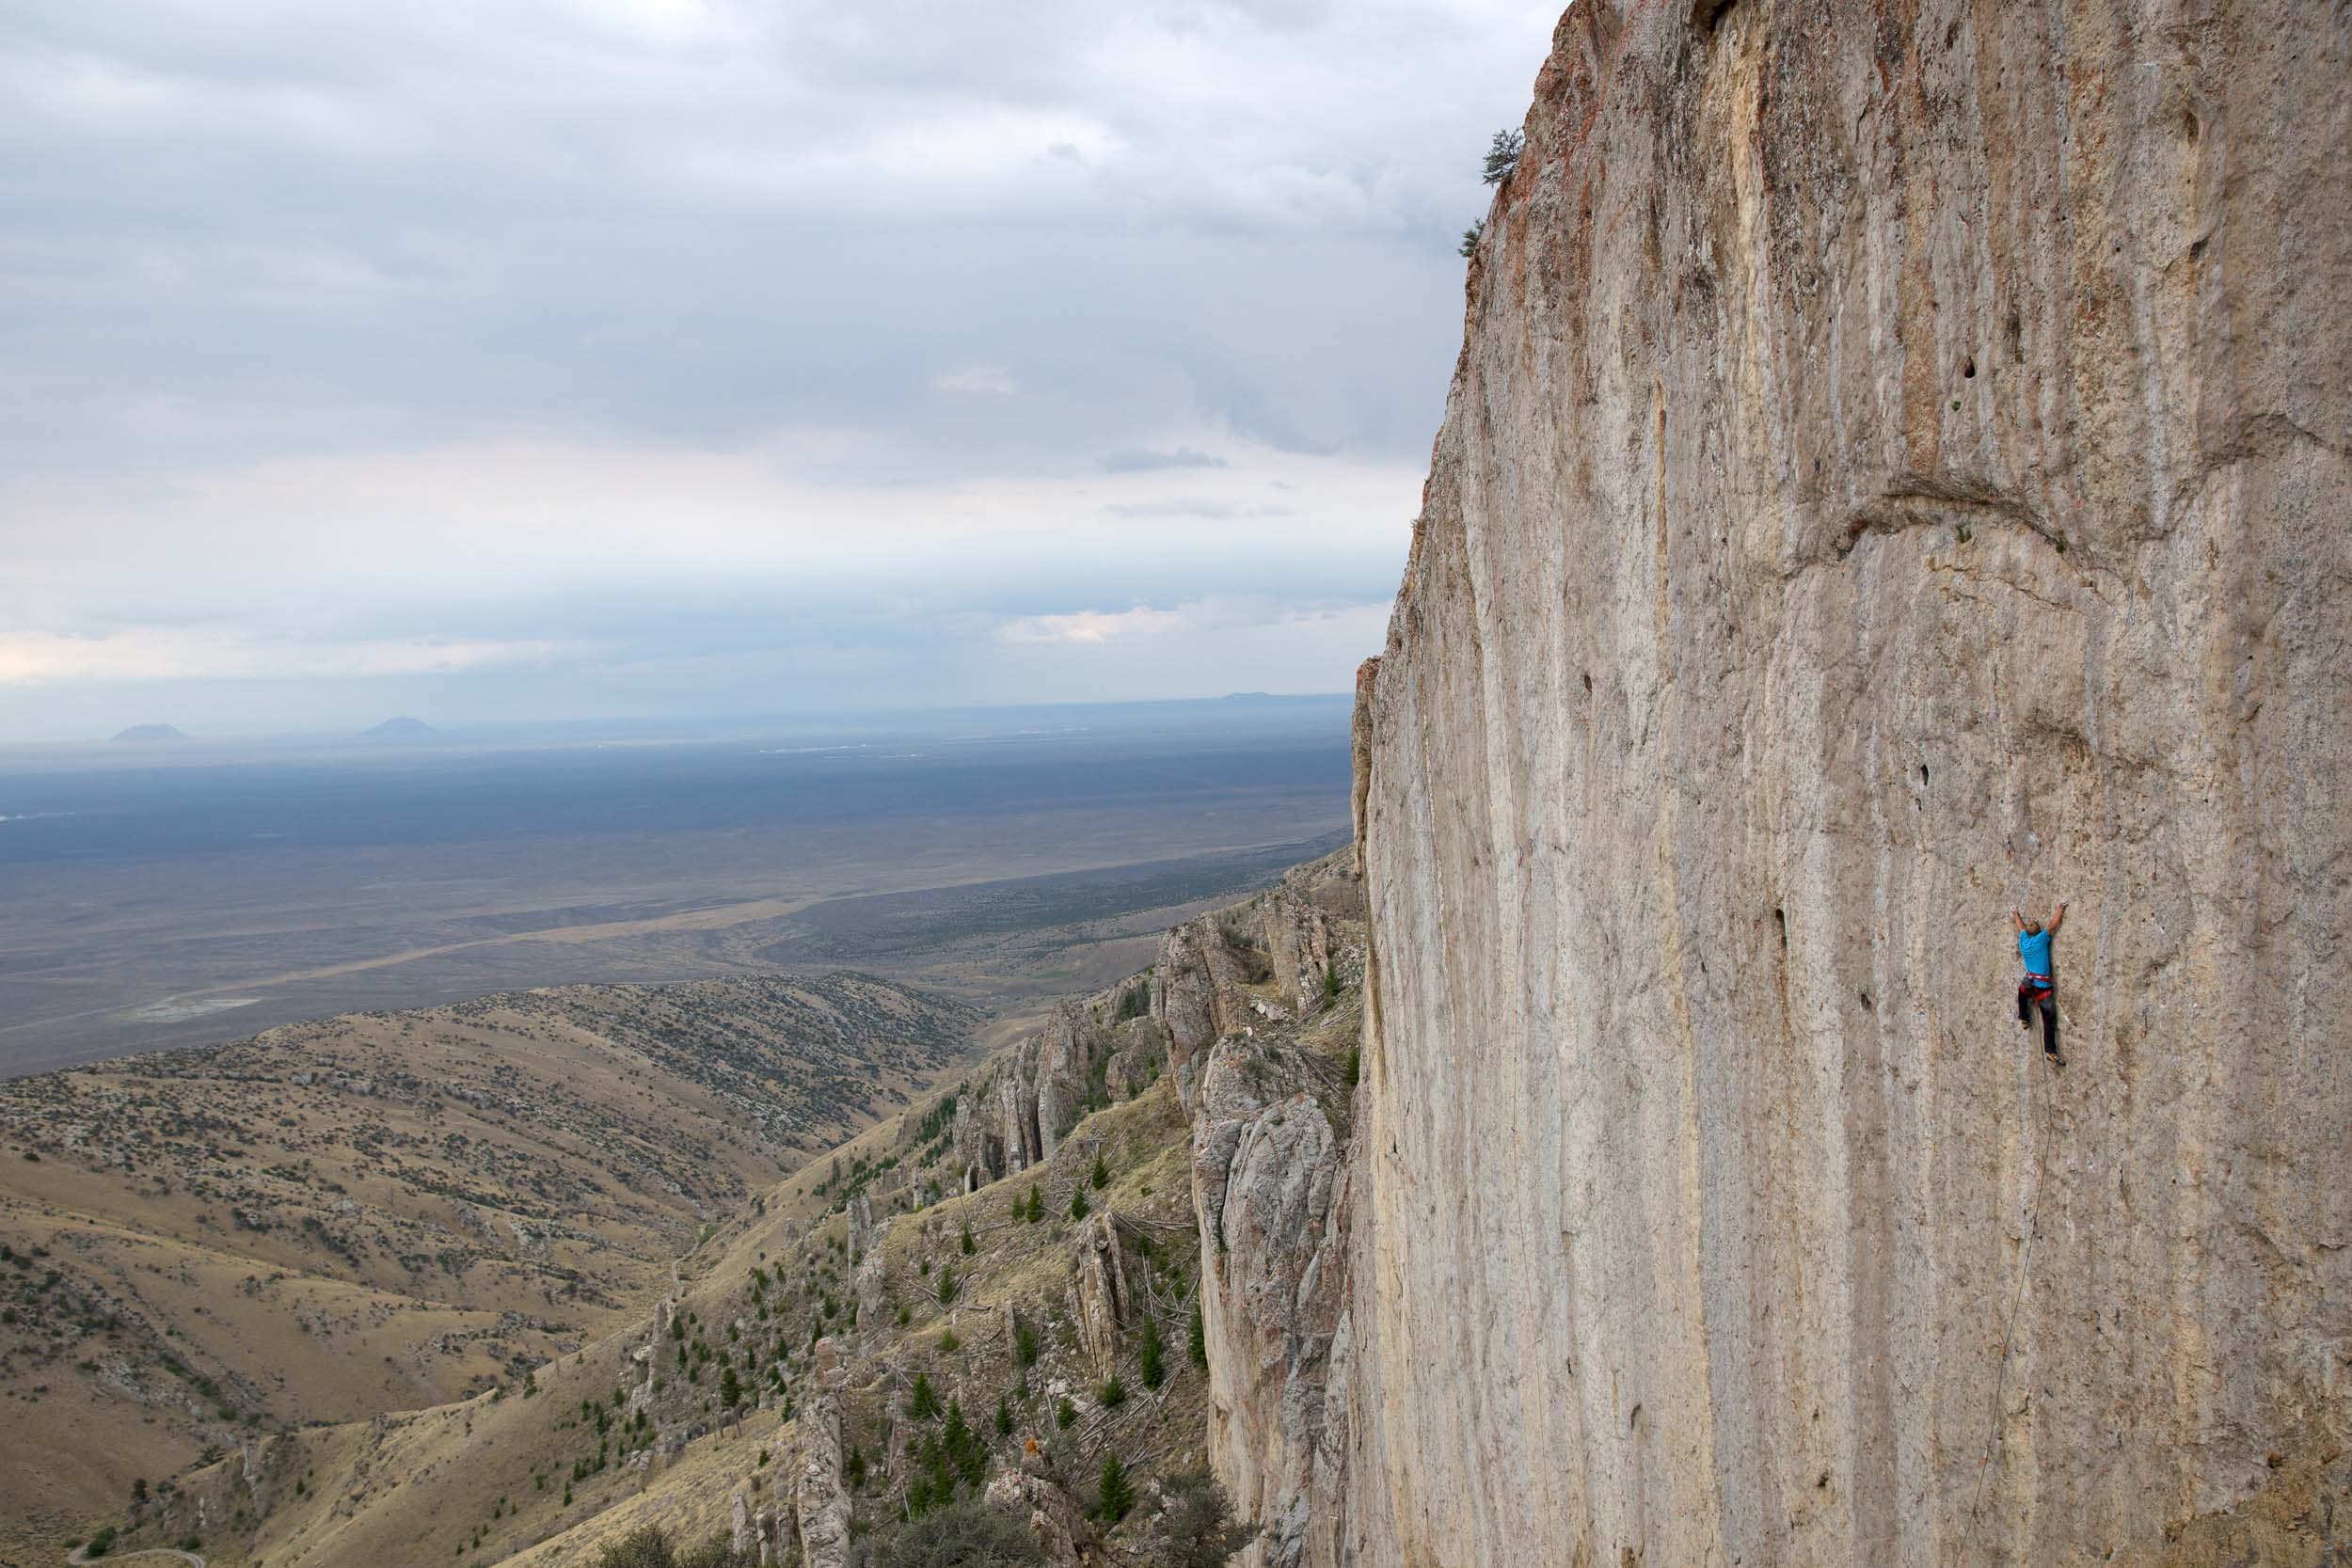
[1346,3,2349,1565]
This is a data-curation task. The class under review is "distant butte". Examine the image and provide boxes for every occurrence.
[110,722,187,741]
[361,717,437,739]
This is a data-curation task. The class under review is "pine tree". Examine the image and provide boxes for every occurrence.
[960,1222,975,1255]
[909,1372,942,1420]
[1100,1374,1128,1409]
[1089,1151,1109,1190]
[1014,1319,1039,1369]
[720,1366,742,1410]
[936,1263,958,1305]
[1140,1314,1166,1390]
[1481,127,1524,185]
[1097,1451,1135,1523]
[1024,1184,1043,1223]
[994,1396,1013,1437]
[1070,1186,1089,1222]
[1188,1300,1208,1369]
[944,1402,986,1489]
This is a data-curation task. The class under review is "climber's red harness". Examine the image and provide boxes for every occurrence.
[2017,972,2054,1004]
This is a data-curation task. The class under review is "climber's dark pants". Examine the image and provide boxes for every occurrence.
[2018,985,2058,1056]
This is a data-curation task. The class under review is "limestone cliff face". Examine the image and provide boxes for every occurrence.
[1343,4,2350,1567]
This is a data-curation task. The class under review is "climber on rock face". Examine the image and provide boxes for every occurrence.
[2012,900,2068,1067]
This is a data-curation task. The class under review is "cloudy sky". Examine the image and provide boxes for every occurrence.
[0,0,1556,742]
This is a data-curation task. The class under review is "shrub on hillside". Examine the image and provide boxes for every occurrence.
[1137,1469,1257,1567]
[591,1525,757,1568]
[850,1500,1045,1568]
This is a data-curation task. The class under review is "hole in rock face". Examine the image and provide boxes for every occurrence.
[1859,990,1874,1012]
[1582,672,1593,695]
[1772,908,1788,949]
[1963,356,1976,379]
[1920,764,1930,784]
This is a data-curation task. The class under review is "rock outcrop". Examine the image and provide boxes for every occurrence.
[845,1194,879,1263]
[954,1003,1123,1185]
[1190,1030,1353,1568]
[1067,1212,1135,1377]
[953,883,1348,1181]
[793,1344,851,1568]
[1157,919,1257,1110]
[1337,4,2352,1567]
[986,1440,1100,1565]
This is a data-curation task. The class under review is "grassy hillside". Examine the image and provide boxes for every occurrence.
[0,974,977,1559]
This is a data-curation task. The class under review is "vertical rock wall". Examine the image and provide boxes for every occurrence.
[1347,3,2349,1566]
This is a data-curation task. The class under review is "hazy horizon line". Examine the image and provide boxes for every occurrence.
[0,687,1359,752]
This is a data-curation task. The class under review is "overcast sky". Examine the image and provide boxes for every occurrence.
[0,0,1557,742]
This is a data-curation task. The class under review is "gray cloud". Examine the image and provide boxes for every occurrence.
[1104,499,1300,519]
[1099,447,1231,472]
[0,0,1554,741]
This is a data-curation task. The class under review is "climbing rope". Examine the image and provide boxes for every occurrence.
[1961,1045,2057,1565]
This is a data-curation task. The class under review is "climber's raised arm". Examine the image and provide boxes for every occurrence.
[2011,906,2026,932]
[2046,900,2069,934]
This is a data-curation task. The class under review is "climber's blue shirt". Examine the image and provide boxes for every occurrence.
[2018,927,2053,977]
